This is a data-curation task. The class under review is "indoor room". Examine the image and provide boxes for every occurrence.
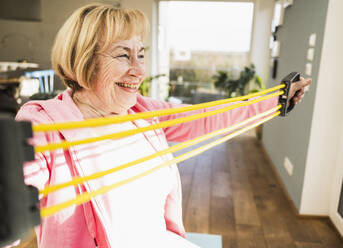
[0,0,342,247]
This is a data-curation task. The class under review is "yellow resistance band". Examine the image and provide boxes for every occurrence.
[40,110,280,218]
[35,91,283,153]
[40,105,281,196]
[33,84,285,133]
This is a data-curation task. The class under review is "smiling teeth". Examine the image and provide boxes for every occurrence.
[115,82,139,89]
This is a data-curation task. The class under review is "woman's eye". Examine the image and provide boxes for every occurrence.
[138,54,145,59]
[116,54,130,59]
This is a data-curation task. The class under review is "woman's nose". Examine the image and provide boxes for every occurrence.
[129,58,145,78]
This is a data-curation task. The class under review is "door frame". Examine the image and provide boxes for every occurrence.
[329,125,343,235]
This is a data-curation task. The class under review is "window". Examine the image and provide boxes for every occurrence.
[158,1,254,103]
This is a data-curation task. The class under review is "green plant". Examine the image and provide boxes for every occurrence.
[139,74,166,96]
[213,70,230,93]
[213,64,266,98]
[248,75,266,94]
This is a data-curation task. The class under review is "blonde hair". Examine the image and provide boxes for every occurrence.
[51,3,149,91]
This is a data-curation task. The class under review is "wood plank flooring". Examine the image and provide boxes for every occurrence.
[177,131,343,248]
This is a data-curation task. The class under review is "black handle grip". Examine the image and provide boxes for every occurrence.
[0,119,40,247]
[279,72,301,116]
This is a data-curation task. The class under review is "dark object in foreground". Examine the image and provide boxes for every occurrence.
[0,89,40,247]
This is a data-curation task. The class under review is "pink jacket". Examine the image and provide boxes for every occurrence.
[16,89,277,247]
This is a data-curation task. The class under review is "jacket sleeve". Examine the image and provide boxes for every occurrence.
[15,105,54,194]
[137,95,279,142]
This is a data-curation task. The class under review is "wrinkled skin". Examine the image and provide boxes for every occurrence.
[73,36,145,117]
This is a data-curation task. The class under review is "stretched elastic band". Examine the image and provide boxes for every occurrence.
[35,91,283,153]
[40,111,280,218]
[33,84,285,132]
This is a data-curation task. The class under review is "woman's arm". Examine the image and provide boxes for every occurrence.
[163,96,278,142]
[135,94,278,142]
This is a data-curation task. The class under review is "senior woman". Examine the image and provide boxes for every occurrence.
[16,3,310,248]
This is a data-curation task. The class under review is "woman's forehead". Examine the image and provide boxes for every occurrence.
[106,36,144,51]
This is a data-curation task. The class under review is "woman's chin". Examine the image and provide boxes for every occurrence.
[119,86,139,94]
[111,87,138,113]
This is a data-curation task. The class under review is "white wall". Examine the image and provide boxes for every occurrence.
[250,0,274,85]
[300,0,343,215]
[330,124,343,234]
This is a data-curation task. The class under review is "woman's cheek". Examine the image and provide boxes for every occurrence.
[113,65,130,79]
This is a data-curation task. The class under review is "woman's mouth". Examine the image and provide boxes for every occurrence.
[115,82,140,93]
[115,82,139,90]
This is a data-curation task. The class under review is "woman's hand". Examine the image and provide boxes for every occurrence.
[289,77,312,105]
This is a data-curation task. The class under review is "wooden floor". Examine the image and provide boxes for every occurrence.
[178,131,343,248]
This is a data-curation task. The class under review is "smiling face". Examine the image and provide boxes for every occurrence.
[95,36,145,114]
[74,36,145,116]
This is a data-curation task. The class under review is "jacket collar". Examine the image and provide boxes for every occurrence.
[30,89,90,141]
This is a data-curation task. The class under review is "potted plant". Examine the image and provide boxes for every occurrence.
[213,70,230,96]
[213,64,266,98]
